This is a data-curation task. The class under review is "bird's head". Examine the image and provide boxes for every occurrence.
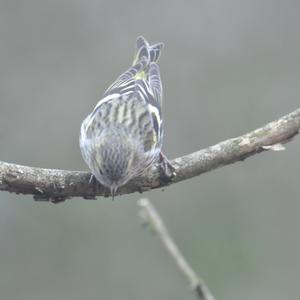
[92,127,145,198]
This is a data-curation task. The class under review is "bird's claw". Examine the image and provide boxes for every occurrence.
[159,152,176,179]
[88,174,98,193]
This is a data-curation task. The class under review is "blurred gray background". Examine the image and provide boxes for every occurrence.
[1,1,300,299]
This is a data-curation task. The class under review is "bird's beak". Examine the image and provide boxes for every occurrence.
[110,185,118,201]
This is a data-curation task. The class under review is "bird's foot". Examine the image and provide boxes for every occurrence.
[88,174,98,194]
[159,152,176,179]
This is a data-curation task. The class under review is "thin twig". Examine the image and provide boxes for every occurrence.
[138,198,216,300]
[0,108,300,201]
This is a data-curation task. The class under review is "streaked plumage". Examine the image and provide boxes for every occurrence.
[80,36,170,197]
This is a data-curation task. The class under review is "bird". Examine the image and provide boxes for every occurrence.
[79,36,173,199]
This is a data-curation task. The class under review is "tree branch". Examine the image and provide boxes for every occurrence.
[138,198,216,300]
[0,108,299,202]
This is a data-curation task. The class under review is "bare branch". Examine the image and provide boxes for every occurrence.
[138,198,216,300]
[0,108,300,202]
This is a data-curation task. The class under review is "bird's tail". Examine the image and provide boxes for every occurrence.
[133,36,164,66]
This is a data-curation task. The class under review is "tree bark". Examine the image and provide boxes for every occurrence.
[0,108,299,202]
